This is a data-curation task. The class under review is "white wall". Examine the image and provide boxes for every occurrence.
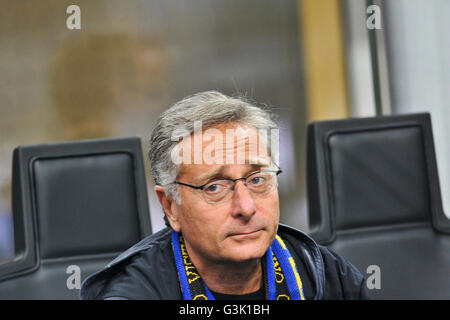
[384,0,450,218]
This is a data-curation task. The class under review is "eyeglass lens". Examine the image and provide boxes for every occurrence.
[202,171,277,204]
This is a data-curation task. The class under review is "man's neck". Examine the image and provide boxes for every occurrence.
[187,251,263,295]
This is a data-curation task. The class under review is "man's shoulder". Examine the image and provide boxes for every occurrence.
[80,227,180,300]
[315,244,369,299]
[106,227,172,267]
[277,224,325,299]
[278,224,368,300]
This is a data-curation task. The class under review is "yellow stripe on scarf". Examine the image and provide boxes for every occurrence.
[276,234,305,300]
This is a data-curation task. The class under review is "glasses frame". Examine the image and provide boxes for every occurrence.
[173,168,282,204]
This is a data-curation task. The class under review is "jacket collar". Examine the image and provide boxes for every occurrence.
[277,224,325,299]
[80,224,325,299]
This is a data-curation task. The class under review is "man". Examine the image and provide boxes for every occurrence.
[80,91,369,300]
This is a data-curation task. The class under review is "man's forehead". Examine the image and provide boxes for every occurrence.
[179,160,272,182]
[177,124,273,180]
[180,155,271,171]
[174,121,274,166]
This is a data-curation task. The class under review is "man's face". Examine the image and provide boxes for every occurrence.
[169,122,280,265]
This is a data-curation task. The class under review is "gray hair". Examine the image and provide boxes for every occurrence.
[149,91,279,207]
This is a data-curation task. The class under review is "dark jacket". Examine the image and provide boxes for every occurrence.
[80,224,369,300]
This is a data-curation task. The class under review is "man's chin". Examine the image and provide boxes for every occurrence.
[223,240,270,263]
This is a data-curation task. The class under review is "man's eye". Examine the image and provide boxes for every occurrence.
[250,176,265,185]
[205,184,222,193]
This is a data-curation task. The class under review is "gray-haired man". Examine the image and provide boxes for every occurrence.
[80,91,369,300]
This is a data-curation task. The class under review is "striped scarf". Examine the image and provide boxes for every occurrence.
[172,230,305,300]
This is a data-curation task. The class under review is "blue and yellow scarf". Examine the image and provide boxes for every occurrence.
[172,230,305,300]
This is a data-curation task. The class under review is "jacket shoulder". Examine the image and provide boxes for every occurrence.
[80,228,180,300]
[278,224,369,300]
[318,245,369,299]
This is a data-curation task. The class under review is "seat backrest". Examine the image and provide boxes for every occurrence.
[0,137,152,299]
[307,112,450,299]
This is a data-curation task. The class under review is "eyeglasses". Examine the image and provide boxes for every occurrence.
[173,169,282,204]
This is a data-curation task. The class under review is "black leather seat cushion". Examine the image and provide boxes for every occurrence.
[328,126,429,230]
[33,153,141,259]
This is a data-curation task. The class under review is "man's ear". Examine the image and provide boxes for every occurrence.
[155,185,181,232]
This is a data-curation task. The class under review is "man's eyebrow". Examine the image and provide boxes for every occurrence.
[195,167,226,184]
[195,163,270,184]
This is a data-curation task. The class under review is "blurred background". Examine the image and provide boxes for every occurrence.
[0,0,449,264]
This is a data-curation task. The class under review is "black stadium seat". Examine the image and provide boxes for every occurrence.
[0,137,152,299]
[306,112,450,299]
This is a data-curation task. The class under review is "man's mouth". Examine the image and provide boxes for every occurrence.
[229,229,263,240]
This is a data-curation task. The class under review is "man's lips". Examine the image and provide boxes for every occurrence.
[228,229,263,239]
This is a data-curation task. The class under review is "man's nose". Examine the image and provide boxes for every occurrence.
[230,180,256,219]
